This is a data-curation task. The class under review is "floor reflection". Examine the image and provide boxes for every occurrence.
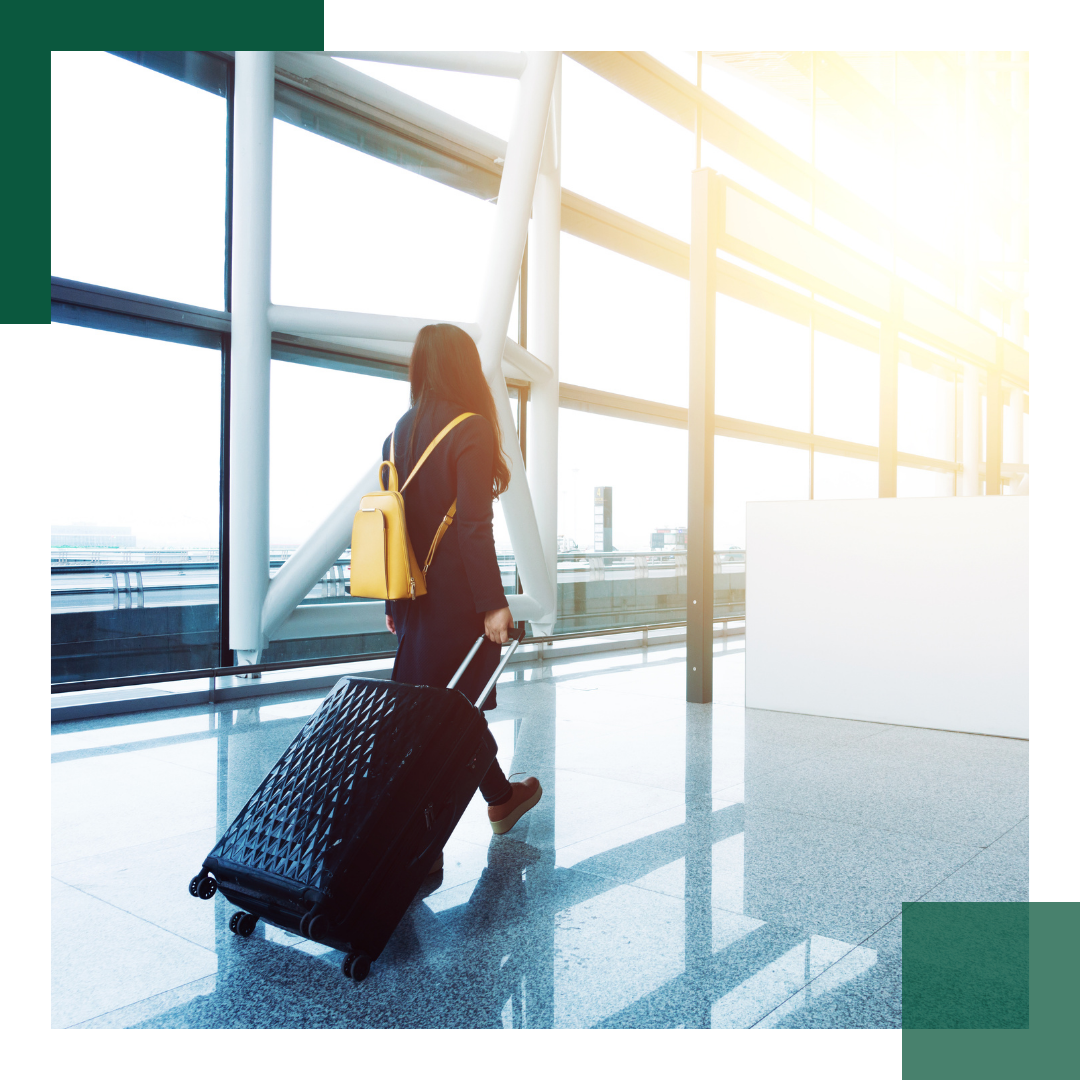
[52,643,1027,1029]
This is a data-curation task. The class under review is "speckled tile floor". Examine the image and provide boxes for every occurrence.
[51,639,1028,1029]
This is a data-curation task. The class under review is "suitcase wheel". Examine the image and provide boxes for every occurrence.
[189,873,217,900]
[229,911,258,937]
[300,912,327,942]
[342,952,371,982]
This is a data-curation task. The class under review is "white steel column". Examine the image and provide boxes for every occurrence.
[1007,54,1027,496]
[1007,388,1025,493]
[962,52,982,318]
[527,59,561,635]
[960,53,982,498]
[229,52,276,664]
[475,51,558,625]
[962,365,980,496]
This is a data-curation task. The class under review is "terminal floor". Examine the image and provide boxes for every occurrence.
[51,641,1029,1029]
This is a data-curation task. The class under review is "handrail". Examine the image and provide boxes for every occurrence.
[51,615,746,695]
[52,651,400,694]
[50,558,302,575]
[50,549,743,613]
[52,561,222,575]
[50,550,744,573]
[51,549,743,610]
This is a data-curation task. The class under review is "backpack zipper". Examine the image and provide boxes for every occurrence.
[394,490,418,599]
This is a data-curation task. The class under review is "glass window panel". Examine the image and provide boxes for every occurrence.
[508,286,520,345]
[267,360,411,663]
[895,256,954,304]
[51,52,226,309]
[724,186,892,310]
[492,502,525,597]
[898,362,955,460]
[813,331,878,446]
[652,54,820,218]
[813,108,893,217]
[335,60,518,142]
[715,436,808,550]
[1003,396,1026,464]
[895,156,960,264]
[699,57,812,162]
[490,388,529,593]
[559,234,689,407]
[716,294,810,431]
[843,53,896,97]
[813,209,892,271]
[812,449,876,498]
[812,452,878,499]
[646,50,699,82]
[556,410,689,632]
[558,411,687,554]
[270,360,410,547]
[701,141,810,222]
[897,467,953,497]
[271,120,497,319]
[563,58,694,242]
[49,323,222,681]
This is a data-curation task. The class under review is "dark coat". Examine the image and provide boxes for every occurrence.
[382,399,509,710]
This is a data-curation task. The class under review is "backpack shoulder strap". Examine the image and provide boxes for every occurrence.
[400,412,477,491]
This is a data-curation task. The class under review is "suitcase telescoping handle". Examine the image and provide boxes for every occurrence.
[447,625,526,708]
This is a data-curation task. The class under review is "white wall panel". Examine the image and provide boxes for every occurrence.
[745,496,1027,738]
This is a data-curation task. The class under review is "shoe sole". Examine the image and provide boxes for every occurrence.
[489,783,543,835]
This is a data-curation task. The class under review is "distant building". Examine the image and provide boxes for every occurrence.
[52,524,136,548]
[593,487,612,551]
[650,527,687,551]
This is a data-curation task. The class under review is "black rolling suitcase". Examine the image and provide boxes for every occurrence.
[187,627,525,981]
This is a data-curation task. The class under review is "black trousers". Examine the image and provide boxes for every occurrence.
[390,597,513,806]
[480,761,513,806]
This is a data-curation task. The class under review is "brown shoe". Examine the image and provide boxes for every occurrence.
[488,778,543,835]
[427,851,444,875]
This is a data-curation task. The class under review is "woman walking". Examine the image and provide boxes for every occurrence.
[383,324,542,866]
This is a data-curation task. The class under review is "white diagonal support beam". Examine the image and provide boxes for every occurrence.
[276,53,507,164]
[258,342,556,641]
[528,58,562,635]
[268,305,552,384]
[474,51,559,625]
[261,461,383,643]
[256,52,560,644]
[268,304,480,343]
[327,52,527,79]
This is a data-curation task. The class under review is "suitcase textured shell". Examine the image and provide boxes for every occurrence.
[201,674,496,960]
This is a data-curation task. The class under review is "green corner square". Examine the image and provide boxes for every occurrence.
[903,902,1029,1029]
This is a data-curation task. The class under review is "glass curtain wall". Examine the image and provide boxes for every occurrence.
[266,360,411,662]
[51,51,227,309]
[51,52,229,683]
[559,234,689,407]
[555,409,688,633]
[51,51,1015,684]
[49,325,224,681]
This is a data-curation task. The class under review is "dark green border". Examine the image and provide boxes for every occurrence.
[2,1,323,323]
[903,903,1079,1078]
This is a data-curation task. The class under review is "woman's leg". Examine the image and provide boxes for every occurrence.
[479,760,513,805]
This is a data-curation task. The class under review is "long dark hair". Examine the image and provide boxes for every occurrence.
[407,323,511,499]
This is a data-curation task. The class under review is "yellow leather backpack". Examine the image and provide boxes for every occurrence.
[349,413,476,600]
